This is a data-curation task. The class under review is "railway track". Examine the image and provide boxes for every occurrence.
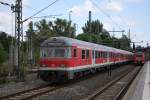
[0,84,60,100]
[0,64,138,100]
[0,75,93,100]
[85,65,141,100]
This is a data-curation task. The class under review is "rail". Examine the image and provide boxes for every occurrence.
[0,84,58,100]
[85,66,141,100]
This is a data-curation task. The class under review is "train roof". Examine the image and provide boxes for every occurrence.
[41,36,133,55]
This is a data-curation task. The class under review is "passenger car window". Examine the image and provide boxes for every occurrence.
[86,50,89,59]
[74,49,77,57]
[82,50,86,59]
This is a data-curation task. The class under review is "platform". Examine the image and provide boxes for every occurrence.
[123,61,150,100]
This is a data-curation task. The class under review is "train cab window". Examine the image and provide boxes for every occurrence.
[137,52,142,57]
[74,49,77,57]
[41,47,71,58]
[86,50,89,59]
[41,48,53,57]
[82,50,86,59]
[55,49,65,57]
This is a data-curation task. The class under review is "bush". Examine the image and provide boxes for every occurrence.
[0,43,7,64]
[0,43,7,76]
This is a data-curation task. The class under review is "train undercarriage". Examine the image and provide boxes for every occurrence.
[38,61,131,83]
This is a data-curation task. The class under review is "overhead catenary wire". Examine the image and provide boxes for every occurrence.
[105,0,131,28]
[22,0,60,23]
[21,3,63,21]
[22,4,48,16]
[90,0,122,30]
[31,14,63,19]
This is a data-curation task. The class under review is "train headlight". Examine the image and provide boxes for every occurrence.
[51,64,55,67]
[41,64,47,67]
[60,64,66,68]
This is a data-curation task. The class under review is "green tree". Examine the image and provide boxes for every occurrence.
[34,18,76,43]
[119,35,131,50]
[101,29,111,40]
[111,37,119,48]
[0,32,12,53]
[82,19,103,35]
[81,19,112,44]
[76,33,101,44]
[26,19,76,64]
[26,21,36,42]
[100,29,112,46]
[76,33,90,42]
[0,43,7,65]
[52,18,75,38]
[35,19,55,44]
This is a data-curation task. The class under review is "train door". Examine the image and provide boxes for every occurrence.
[72,47,77,67]
[92,50,95,66]
[107,52,109,63]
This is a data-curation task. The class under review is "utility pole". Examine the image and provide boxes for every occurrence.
[69,11,72,37]
[69,11,72,22]
[14,0,23,81]
[89,11,92,42]
[128,29,130,40]
[0,1,23,81]
[74,23,78,38]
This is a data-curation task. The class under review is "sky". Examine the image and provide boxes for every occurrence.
[0,0,150,46]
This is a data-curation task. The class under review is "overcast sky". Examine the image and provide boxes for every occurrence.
[0,0,150,46]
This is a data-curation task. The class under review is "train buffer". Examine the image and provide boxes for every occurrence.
[122,61,150,100]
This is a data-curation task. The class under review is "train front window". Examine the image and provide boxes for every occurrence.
[41,47,71,58]
[137,54,142,57]
[54,49,65,57]
[137,52,142,57]
[41,48,53,57]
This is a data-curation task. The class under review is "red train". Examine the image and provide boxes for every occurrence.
[134,48,145,65]
[38,37,133,82]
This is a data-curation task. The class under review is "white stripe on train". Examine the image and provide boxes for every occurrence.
[39,60,129,71]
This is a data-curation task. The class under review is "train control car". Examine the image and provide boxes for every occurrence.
[134,47,145,65]
[38,36,133,82]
